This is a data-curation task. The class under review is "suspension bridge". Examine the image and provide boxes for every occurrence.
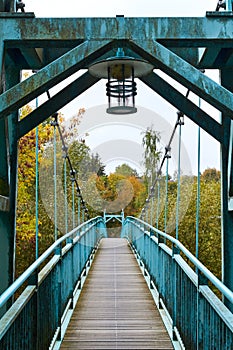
[1,0,233,349]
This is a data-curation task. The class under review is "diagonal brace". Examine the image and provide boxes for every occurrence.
[17,72,99,138]
[130,39,233,118]
[0,39,112,119]
[140,72,223,143]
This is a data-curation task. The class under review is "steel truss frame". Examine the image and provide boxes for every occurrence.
[0,6,233,309]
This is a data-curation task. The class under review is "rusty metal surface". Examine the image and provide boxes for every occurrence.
[0,16,233,41]
[0,40,112,119]
[130,39,233,116]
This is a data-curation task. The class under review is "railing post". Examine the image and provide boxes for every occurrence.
[157,232,165,309]
[197,271,208,350]
[143,232,147,275]
[67,237,74,309]
[149,229,154,289]
[28,270,39,350]
[54,243,62,341]
[172,244,180,341]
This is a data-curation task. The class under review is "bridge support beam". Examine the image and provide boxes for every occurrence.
[131,39,233,117]
[0,40,112,120]
[140,72,223,143]
[0,55,19,313]
[220,68,233,311]
[0,1,17,12]
[0,35,4,94]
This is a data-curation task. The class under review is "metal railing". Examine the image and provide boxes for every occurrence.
[121,216,233,350]
[0,216,107,350]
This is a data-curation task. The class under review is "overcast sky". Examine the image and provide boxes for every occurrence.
[26,0,218,18]
[25,0,222,175]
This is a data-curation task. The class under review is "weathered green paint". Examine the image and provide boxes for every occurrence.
[220,68,233,310]
[198,47,222,68]
[0,40,112,119]
[2,16,233,70]
[0,117,10,311]
[229,122,233,199]
[130,40,233,117]
[0,0,14,12]
[0,13,233,314]
[0,39,4,94]
[1,17,233,42]
[17,72,99,138]
[226,0,233,11]
[0,58,19,312]
[141,72,223,143]
[19,47,43,69]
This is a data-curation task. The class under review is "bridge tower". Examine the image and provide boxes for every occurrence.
[0,0,233,311]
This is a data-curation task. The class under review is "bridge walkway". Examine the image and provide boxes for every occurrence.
[60,238,174,350]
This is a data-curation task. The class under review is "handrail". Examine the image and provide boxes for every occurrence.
[0,216,104,309]
[124,216,233,305]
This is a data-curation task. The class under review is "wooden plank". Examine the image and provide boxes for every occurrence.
[60,238,174,350]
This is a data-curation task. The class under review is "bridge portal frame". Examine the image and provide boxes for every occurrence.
[0,8,233,308]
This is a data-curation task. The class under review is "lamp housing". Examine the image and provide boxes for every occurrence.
[88,49,153,114]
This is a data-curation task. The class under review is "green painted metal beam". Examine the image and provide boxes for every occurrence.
[220,68,233,311]
[0,0,14,12]
[140,72,223,143]
[130,40,233,117]
[0,59,20,312]
[1,17,233,43]
[2,16,233,72]
[0,39,112,119]
[17,72,99,138]
[0,39,4,93]
[229,121,233,199]
[19,48,43,69]
[220,115,233,311]
[0,13,233,313]
[198,47,222,68]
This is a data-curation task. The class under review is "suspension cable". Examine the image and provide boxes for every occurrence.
[141,89,189,222]
[35,124,39,259]
[72,177,75,229]
[156,180,160,229]
[54,115,89,221]
[150,196,154,226]
[78,196,81,226]
[51,116,58,241]
[63,157,68,235]
[175,113,184,240]
[45,86,89,223]
[196,110,201,264]
[164,146,171,234]
[50,113,90,224]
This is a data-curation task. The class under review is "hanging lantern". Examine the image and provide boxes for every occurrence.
[88,48,154,115]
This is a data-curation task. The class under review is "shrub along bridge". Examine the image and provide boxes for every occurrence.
[1,1,233,348]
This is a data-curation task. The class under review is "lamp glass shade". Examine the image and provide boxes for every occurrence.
[88,53,153,115]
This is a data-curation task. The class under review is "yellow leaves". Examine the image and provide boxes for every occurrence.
[16,106,56,275]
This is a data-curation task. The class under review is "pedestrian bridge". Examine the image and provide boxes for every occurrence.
[0,216,232,349]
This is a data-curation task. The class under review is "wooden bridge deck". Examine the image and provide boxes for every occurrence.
[60,238,174,350]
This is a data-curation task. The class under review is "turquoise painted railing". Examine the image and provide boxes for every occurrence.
[0,217,107,350]
[121,216,233,350]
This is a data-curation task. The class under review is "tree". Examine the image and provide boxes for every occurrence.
[153,174,222,280]
[124,176,147,217]
[201,168,221,182]
[142,126,161,188]
[16,105,53,277]
[115,163,138,177]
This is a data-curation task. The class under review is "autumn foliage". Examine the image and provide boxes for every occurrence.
[15,106,222,286]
